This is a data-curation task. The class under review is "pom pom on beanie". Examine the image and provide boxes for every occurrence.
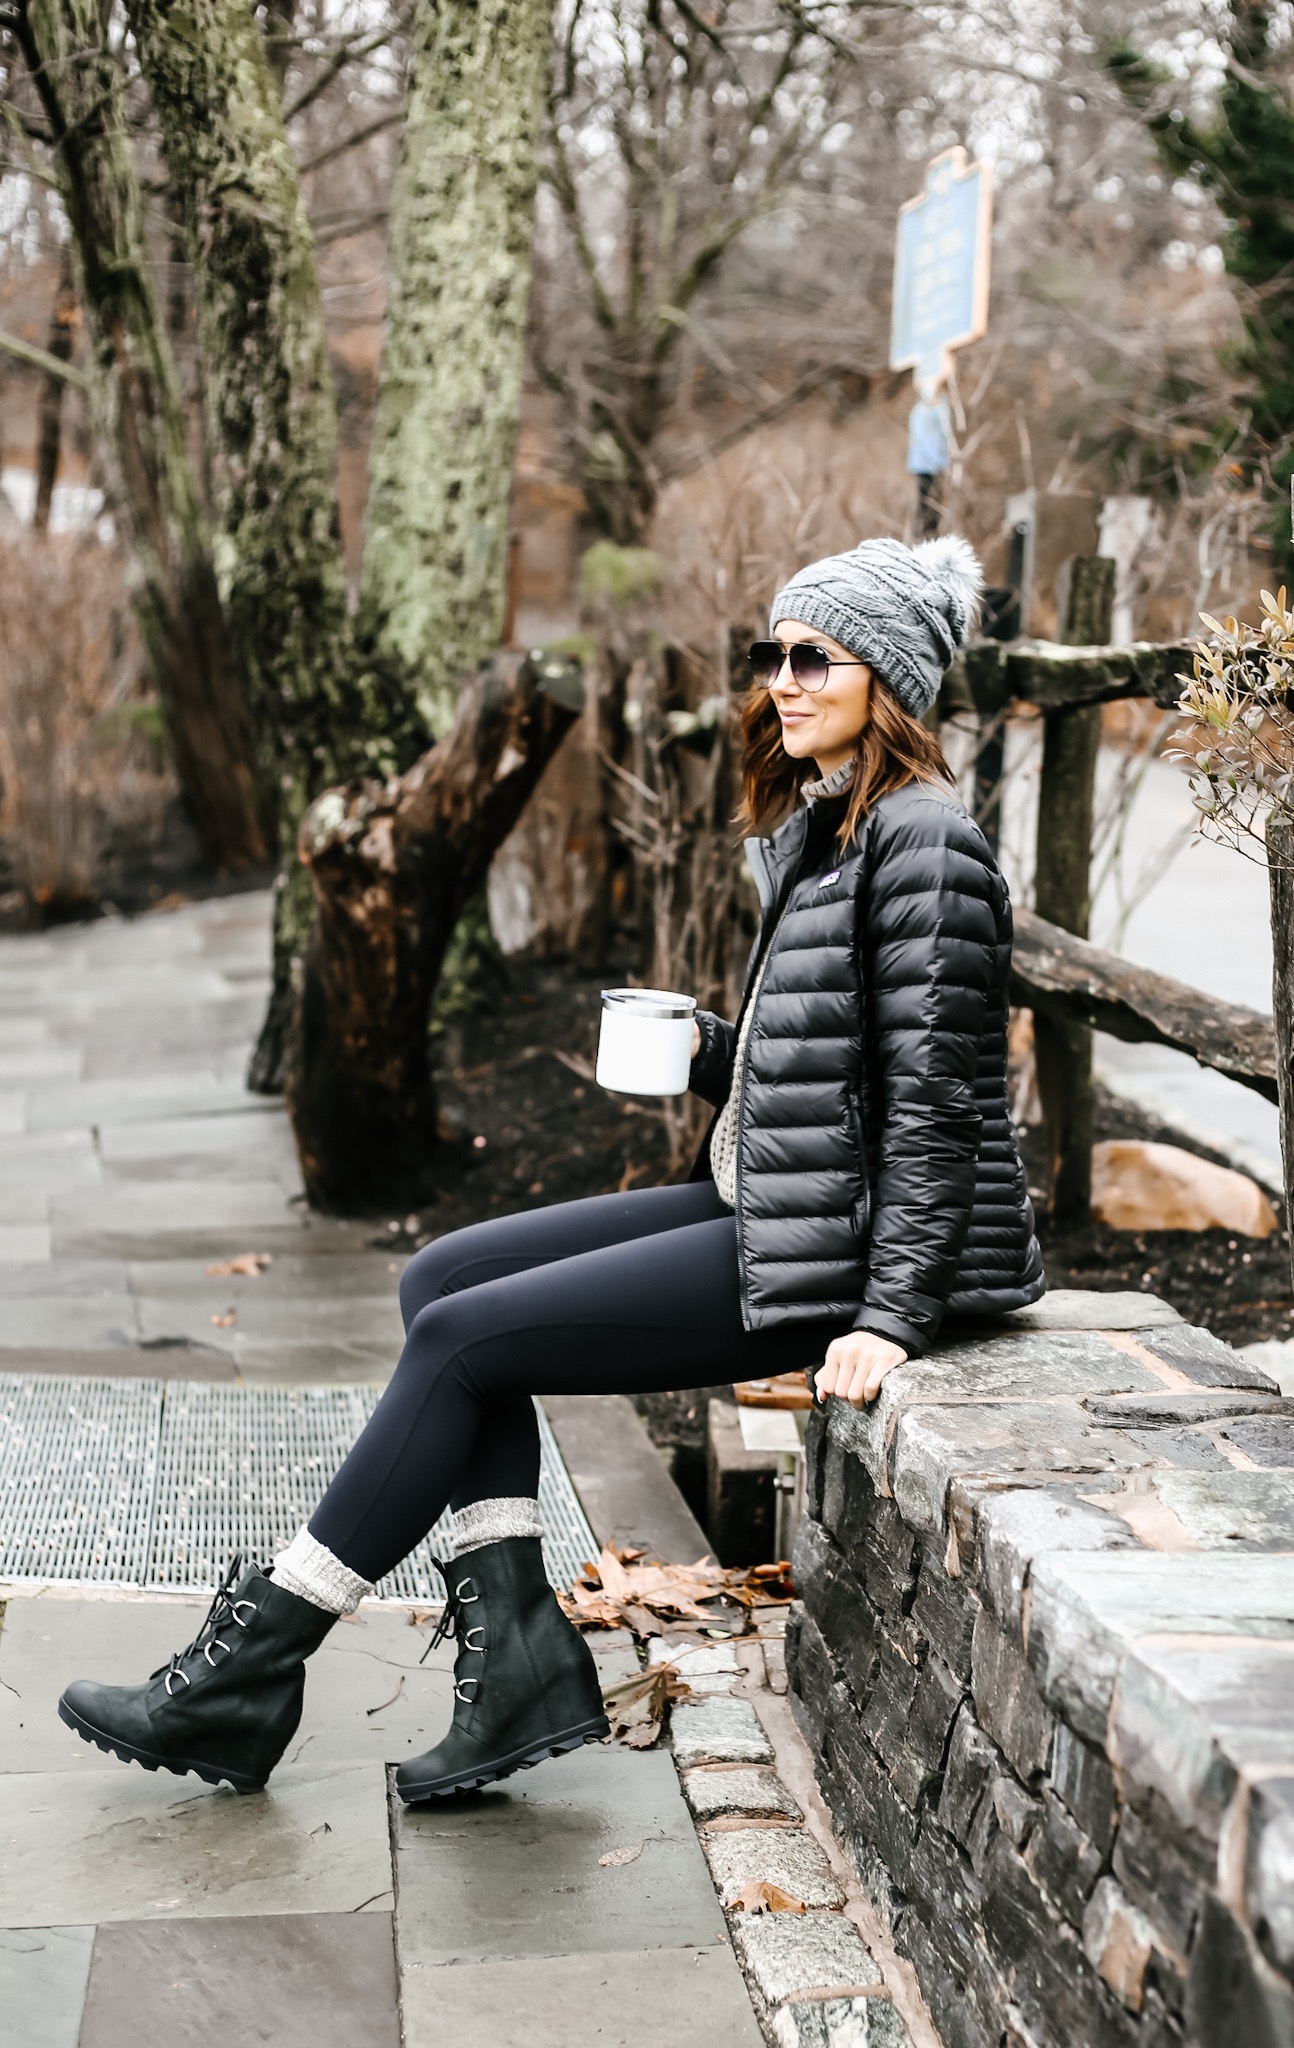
[770,532,985,718]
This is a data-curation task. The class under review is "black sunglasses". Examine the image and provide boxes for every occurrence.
[746,640,858,692]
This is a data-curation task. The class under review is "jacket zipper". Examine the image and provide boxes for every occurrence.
[731,813,813,1331]
[733,962,759,1333]
[848,1085,872,1239]
[733,865,786,1334]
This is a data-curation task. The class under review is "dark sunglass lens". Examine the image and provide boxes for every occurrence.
[747,641,783,684]
[788,645,831,689]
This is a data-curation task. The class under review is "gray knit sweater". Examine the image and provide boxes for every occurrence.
[710,757,856,1208]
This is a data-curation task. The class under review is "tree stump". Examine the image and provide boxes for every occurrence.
[288,651,582,1212]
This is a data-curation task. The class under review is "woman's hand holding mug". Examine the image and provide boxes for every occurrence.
[814,1330,907,1410]
[691,1020,701,1058]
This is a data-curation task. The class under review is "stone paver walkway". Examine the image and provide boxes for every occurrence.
[0,892,404,1383]
[0,895,935,2046]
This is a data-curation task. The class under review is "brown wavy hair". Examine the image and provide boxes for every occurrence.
[736,670,952,847]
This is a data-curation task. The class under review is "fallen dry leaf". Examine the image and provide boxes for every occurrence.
[597,1841,644,1868]
[729,1881,807,1915]
[620,1601,663,1638]
[557,1544,794,1635]
[596,1544,633,1601]
[204,1252,273,1277]
[601,1662,693,1749]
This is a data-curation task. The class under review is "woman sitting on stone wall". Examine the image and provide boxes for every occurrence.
[58,532,1045,1803]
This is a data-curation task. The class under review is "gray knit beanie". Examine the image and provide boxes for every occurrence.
[769,534,985,719]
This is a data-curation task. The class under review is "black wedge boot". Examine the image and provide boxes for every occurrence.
[396,1536,610,1802]
[58,1554,336,1793]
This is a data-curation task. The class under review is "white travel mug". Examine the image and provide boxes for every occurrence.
[596,988,698,1097]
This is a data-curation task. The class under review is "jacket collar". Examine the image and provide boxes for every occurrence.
[745,791,854,914]
[744,808,808,916]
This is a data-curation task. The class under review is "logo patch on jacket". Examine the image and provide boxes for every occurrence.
[818,870,842,889]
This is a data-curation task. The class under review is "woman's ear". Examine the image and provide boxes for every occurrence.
[856,666,873,730]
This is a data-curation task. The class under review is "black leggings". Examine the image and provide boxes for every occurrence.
[308,1180,842,1583]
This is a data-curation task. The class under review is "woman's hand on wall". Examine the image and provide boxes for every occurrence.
[813,1331,907,1410]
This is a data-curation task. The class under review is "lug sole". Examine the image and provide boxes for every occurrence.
[57,1695,266,1796]
[396,1713,611,1804]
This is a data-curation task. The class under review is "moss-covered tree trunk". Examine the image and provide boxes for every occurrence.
[124,0,434,1087]
[357,0,552,735]
[286,0,561,1187]
[17,0,269,873]
[125,0,379,781]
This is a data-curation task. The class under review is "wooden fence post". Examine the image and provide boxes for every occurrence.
[970,521,1032,856]
[971,582,1018,855]
[1033,555,1115,1225]
[1269,812,1294,1287]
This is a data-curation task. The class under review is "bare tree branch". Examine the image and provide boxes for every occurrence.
[544,114,618,336]
[659,359,871,482]
[309,204,390,246]
[0,324,90,387]
[296,106,403,176]
[283,18,406,123]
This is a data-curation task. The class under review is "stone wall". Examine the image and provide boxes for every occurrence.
[785,1288,1294,2048]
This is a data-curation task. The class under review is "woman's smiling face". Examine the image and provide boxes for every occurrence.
[766,618,873,776]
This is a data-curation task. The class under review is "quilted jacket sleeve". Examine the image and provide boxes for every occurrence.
[688,1009,738,1108]
[852,790,1002,1358]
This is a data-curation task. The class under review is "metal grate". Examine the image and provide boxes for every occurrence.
[0,1376,597,1599]
[147,1383,374,1594]
[0,1375,162,1584]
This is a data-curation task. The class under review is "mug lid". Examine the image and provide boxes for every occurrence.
[601,986,697,1020]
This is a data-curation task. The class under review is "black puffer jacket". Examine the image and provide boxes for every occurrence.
[689,779,1045,1355]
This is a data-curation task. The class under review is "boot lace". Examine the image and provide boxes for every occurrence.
[420,1559,485,1703]
[160,1552,260,1697]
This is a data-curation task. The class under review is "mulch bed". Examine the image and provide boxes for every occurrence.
[1019,1087,1291,1351]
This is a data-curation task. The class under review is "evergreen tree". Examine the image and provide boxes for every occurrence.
[1112,2,1294,575]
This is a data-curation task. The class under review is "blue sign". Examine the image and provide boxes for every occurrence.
[890,148,992,396]
[906,395,951,477]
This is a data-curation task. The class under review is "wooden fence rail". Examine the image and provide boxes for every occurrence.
[946,637,1192,716]
[1012,908,1278,1104]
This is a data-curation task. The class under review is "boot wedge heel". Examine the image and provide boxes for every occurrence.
[56,1555,336,1793]
[397,1711,611,1803]
[57,1694,266,1794]
[395,1536,610,1806]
